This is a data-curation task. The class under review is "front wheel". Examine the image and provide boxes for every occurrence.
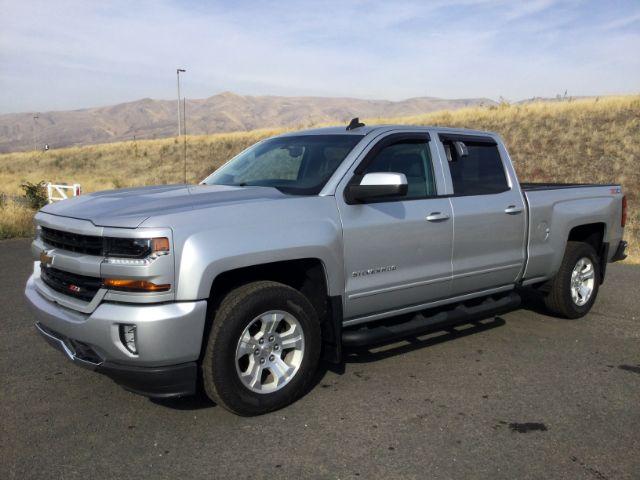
[543,241,600,319]
[202,281,321,416]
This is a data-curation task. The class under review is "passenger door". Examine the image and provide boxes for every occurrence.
[337,133,453,320]
[439,134,526,296]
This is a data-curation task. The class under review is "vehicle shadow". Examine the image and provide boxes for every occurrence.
[152,315,507,411]
[515,287,550,316]
[334,315,506,368]
[150,390,216,411]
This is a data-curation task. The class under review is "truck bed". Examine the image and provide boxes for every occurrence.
[521,183,624,283]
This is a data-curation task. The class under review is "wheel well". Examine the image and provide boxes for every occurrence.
[200,259,340,363]
[568,223,605,252]
[567,222,606,282]
[209,259,329,318]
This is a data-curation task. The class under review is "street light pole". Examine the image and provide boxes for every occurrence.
[33,114,39,151]
[176,69,186,136]
[183,97,187,184]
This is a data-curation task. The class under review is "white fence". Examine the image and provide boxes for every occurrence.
[47,183,82,203]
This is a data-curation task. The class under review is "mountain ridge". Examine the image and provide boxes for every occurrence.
[0,92,496,153]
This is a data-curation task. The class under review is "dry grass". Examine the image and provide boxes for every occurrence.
[0,128,284,195]
[0,95,638,260]
[0,200,34,239]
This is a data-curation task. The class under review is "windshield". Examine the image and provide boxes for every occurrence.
[202,134,364,195]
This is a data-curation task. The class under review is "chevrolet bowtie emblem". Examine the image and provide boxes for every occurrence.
[40,250,54,266]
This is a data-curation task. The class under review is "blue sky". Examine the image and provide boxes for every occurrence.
[1,0,639,113]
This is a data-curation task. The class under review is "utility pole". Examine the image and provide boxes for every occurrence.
[176,68,186,136]
[32,114,39,151]
[183,97,187,184]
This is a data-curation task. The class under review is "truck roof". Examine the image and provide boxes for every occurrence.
[279,124,498,138]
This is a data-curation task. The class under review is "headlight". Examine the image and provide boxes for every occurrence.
[103,237,170,264]
[105,237,169,258]
[102,236,172,291]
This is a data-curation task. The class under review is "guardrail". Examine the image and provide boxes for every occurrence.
[47,183,82,203]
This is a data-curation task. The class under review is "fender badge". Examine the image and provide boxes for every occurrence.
[352,265,397,278]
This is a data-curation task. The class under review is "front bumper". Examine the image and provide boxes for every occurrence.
[26,273,207,397]
[36,322,197,397]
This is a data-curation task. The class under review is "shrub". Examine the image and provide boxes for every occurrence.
[21,181,48,210]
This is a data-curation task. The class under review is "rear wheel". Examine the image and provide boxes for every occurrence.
[202,281,321,415]
[543,241,600,319]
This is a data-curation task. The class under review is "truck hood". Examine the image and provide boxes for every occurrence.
[39,184,288,228]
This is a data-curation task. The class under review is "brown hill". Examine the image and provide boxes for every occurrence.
[0,92,495,153]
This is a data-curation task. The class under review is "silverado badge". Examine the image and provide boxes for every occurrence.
[352,265,397,278]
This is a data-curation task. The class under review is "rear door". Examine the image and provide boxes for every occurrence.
[438,133,527,296]
[337,132,453,320]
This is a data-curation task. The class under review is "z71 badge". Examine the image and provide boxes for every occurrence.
[352,265,397,278]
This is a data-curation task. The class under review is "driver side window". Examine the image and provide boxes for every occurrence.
[360,140,436,199]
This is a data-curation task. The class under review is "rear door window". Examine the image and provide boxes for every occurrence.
[444,141,509,195]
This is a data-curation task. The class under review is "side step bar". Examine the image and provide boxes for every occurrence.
[342,292,521,348]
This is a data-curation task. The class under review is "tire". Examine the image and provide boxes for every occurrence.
[543,241,600,319]
[202,281,321,416]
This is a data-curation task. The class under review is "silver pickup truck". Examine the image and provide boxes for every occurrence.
[25,121,628,415]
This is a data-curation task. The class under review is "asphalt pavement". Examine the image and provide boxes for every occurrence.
[2,238,639,479]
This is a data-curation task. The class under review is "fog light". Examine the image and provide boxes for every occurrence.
[119,324,137,354]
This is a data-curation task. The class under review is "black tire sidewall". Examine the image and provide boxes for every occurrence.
[205,283,321,415]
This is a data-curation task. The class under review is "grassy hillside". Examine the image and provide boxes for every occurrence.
[1,95,638,260]
[0,93,495,153]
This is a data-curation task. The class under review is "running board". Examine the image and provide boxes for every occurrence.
[342,292,520,348]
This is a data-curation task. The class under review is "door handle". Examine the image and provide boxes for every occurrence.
[504,205,523,215]
[426,212,450,222]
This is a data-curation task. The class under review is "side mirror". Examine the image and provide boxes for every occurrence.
[345,172,408,203]
[453,141,468,158]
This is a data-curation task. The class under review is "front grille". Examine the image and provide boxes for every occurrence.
[41,227,152,258]
[40,265,102,302]
[41,227,104,256]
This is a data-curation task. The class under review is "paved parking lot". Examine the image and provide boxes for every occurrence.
[2,238,639,479]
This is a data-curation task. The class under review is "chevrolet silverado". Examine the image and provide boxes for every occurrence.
[25,121,628,415]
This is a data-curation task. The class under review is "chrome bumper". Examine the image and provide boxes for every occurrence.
[25,273,207,367]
